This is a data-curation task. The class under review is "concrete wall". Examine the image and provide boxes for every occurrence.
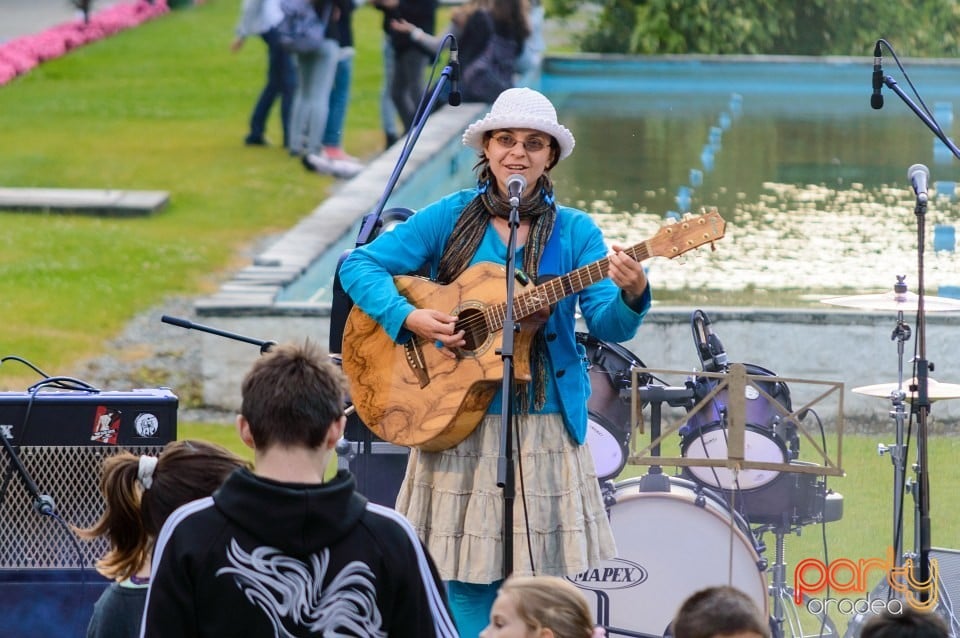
[198,304,960,430]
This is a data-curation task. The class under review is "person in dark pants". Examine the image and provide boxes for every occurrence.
[372,0,437,133]
[232,0,297,147]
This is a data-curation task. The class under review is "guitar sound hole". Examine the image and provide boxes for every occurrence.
[456,308,488,352]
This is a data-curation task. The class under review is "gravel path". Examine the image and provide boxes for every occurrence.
[70,296,235,424]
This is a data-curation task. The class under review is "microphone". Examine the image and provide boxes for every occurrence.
[703,318,728,373]
[908,163,930,202]
[447,38,461,107]
[693,310,728,373]
[506,173,526,207]
[871,41,884,110]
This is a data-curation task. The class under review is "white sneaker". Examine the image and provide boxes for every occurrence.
[303,152,336,175]
[329,157,364,179]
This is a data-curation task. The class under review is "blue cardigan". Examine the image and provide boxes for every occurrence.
[339,189,651,444]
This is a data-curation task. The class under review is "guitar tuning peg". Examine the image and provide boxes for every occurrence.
[710,241,717,252]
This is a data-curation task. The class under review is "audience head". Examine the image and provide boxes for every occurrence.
[239,339,348,451]
[76,439,249,580]
[481,575,601,638]
[671,586,770,638]
[859,607,949,638]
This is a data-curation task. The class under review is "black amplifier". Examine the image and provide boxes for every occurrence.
[0,388,178,447]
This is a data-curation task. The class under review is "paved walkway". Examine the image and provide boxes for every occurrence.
[0,0,125,42]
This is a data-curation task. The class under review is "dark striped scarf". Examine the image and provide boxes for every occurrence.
[437,167,558,411]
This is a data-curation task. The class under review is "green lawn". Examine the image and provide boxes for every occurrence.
[0,0,411,390]
[617,430,960,633]
[3,2,956,630]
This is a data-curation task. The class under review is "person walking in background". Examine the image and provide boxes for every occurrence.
[319,0,364,177]
[279,0,352,176]
[338,87,651,636]
[515,0,543,77]
[76,440,249,638]
[141,340,458,637]
[232,0,297,148]
[480,575,606,638]
[372,0,437,133]
[379,33,402,148]
[670,586,770,638]
[392,0,530,104]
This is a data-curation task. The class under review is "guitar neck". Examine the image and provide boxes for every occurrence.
[482,209,725,331]
[487,242,651,331]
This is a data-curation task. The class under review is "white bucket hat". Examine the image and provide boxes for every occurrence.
[462,87,576,161]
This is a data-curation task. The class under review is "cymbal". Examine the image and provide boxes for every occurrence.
[820,291,960,312]
[852,378,960,402]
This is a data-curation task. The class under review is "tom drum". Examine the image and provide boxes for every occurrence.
[680,364,795,493]
[578,333,649,482]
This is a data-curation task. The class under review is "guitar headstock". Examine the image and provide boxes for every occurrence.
[649,208,726,259]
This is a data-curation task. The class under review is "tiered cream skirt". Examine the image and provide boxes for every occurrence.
[395,412,616,583]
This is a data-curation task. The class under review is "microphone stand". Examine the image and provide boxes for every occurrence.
[355,45,458,249]
[160,315,276,354]
[909,188,933,602]
[496,192,522,579]
[0,429,56,516]
[635,385,694,492]
[877,53,951,600]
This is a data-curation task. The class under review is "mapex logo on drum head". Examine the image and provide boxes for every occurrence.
[568,558,648,591]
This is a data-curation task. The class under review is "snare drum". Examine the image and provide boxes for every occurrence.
[569,477,768,637]
[577,333,648,482]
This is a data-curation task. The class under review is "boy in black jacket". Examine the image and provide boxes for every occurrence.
[140,340,458,637]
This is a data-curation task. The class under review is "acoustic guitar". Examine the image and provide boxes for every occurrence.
[341,210,726,451]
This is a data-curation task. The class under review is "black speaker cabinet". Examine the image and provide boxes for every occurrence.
[338,411,408,507]
[844,547,960,638]
[0,389,177,569]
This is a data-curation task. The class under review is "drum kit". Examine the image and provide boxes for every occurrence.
[573,278,960,638]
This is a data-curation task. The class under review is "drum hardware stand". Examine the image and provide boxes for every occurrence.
[634,384,695,492]
[873,291,913,572]
[756,522,838,638]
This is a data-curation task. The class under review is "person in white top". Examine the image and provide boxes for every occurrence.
[231,0,297,147]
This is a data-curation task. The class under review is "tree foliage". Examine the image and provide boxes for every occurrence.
[557,0,960,57]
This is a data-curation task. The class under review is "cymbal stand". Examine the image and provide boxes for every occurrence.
[876,302,911,572]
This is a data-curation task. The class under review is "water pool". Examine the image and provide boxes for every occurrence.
[279,55,960,305]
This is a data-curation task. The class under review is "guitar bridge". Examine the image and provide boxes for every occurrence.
[404,341,430,388]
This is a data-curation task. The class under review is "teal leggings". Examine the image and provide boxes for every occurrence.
[447,580,502,638]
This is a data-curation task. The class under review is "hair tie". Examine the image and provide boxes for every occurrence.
[138,455,158,490]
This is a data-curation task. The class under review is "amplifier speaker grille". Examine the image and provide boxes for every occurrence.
[0,444,165,569]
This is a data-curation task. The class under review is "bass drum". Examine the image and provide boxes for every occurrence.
[681,364,794,493]
[570,477,768,637]
[578,333,649,482]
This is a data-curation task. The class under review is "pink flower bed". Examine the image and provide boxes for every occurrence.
[0,0,170,86]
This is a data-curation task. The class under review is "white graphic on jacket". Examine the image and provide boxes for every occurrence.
[216,539,387,637]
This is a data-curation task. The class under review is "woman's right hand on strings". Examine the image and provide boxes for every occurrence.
[404,309,466,359]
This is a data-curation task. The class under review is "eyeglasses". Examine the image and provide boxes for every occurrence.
[491,133,549,153]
